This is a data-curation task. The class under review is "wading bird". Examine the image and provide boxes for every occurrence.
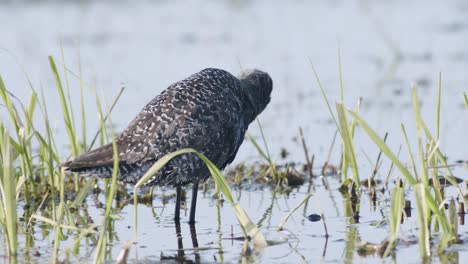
[62,68,272,224]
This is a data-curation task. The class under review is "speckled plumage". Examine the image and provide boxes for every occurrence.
[62,68,273,187]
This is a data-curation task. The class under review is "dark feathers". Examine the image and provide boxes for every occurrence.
[62,68,272,186]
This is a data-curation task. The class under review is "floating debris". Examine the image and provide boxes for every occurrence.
[307,214,322,222]
[357,240,390,257]
[285,167,305,186]
[360,178,382,188]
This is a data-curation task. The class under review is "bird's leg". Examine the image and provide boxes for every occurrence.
[175,221,184,258]
[189,179,199,224]
[175,186,182,222]
[189,222,200,263]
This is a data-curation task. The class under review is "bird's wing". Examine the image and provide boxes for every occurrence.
[63,89,175,169]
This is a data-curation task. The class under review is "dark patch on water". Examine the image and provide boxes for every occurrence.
[307,214,322,222]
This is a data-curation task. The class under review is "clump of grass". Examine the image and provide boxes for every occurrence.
[313,54,465,258]
[348,83,460,257]
[246,120,308,188]
[0,53,121,261]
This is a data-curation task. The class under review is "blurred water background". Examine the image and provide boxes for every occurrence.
[1,0,467,262]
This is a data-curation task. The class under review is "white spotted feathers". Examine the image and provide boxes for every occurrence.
[62,68,272,186]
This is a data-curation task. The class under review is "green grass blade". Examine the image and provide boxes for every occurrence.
[256,118,272,160]
[88,86,124,151]
[464,92,468,111]
[34,131,60,164]
[348,110,417,185]
[436,73,442,141]
[247,125,278,180]
[60,43,76,138]
[78,51,87,149]
[383,181,404,257]
[401,124,418,179]
[38,86,59,231]
[70,180,93,210]
[310,63,340,132]
[93,89,109,147]
[390,183,404,237]
[414,183,430,257]
[49,56,78,156]
[0,128,18,255]
[246,133,271,164]
[26,91,38,134]
[93,111,120,263]
[336,103,360,188]
[411,85,429,187]
[338,48,344,101]
[0,77,21,133]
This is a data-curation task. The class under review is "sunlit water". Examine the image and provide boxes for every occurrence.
[1,0,468,262]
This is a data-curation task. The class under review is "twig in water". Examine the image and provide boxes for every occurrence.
[299,127,314,180]
[384,146,401,187]
[314,196,329,238]
[277,194,312,231]
[322,130,339,177]
[369,132,388,188]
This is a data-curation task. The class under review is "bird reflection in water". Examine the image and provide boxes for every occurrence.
[160,223,201,263]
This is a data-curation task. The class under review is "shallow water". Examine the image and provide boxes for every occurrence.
[13,171,468,263]
[1,0,468,263]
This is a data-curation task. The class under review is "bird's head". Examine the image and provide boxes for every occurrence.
[239,69,273,123]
